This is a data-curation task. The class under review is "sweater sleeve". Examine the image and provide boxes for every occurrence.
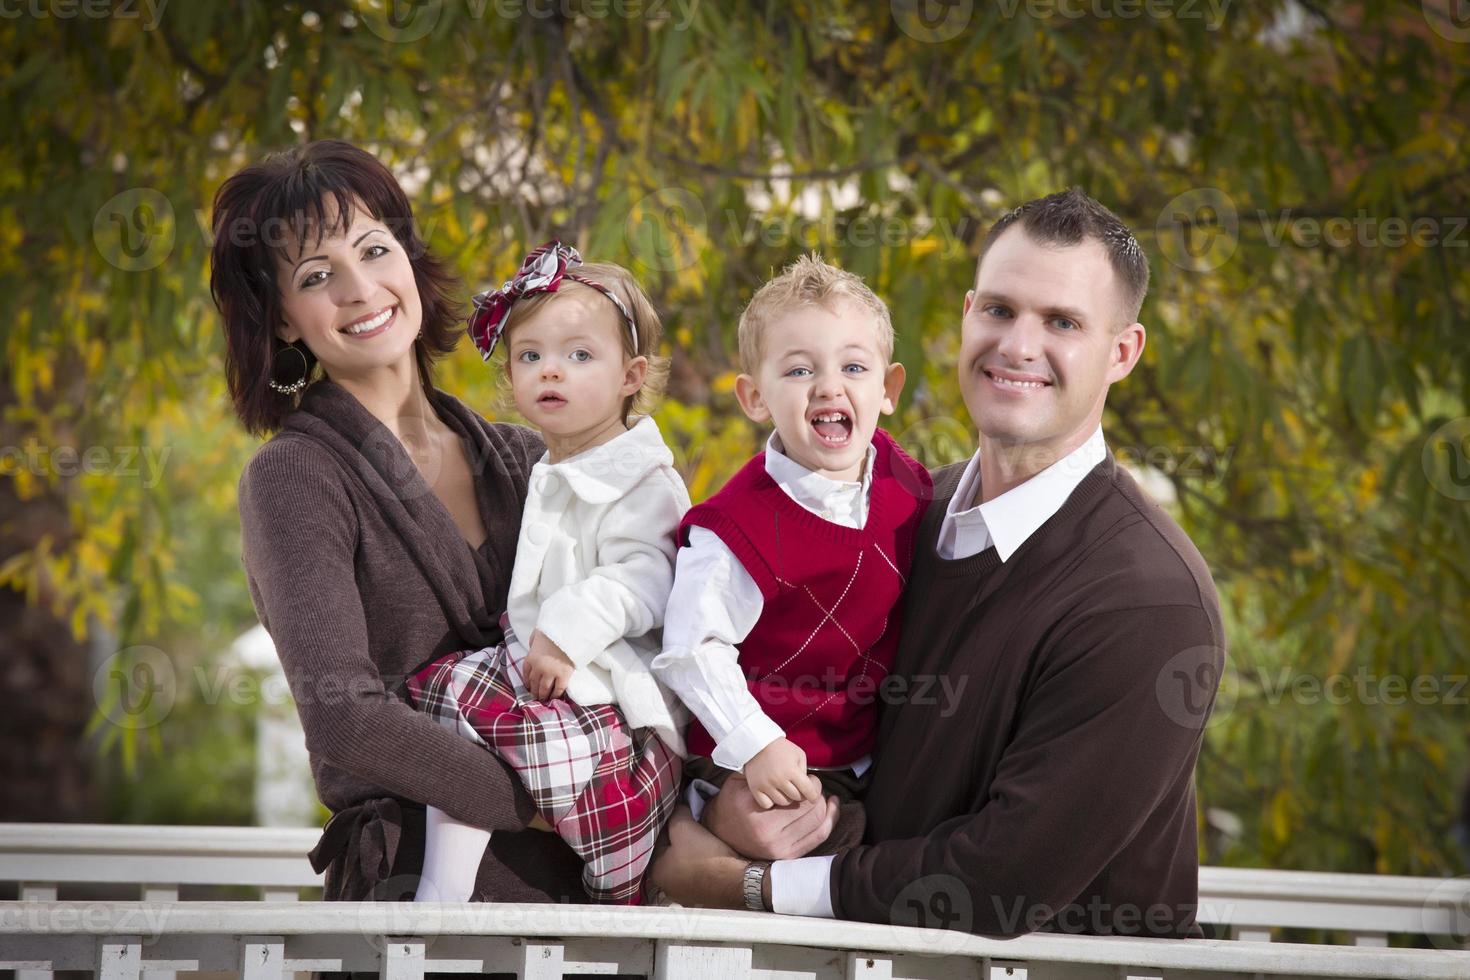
[830,604,1221,934]
[238,438,536,833]
[538,467,688,667]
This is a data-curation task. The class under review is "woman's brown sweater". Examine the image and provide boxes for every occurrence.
[237,380,586,902]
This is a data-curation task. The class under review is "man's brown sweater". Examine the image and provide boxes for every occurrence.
[831,454,1224,937]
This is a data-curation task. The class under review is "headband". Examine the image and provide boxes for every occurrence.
[467,240,637,361]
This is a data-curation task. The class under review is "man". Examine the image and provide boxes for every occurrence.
[650,188,1225,938]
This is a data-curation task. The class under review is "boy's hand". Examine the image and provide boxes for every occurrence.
[523,630,575,700]
[743,737,820,809]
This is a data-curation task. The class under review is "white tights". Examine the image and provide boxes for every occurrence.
[414,804,492,902]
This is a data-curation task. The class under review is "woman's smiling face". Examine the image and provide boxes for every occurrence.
[273,200,423,382]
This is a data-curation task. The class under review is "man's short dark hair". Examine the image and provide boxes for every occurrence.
[977,187,1149,326]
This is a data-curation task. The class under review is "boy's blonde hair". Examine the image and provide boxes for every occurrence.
[737,253,895,374]
[501,261,669,423]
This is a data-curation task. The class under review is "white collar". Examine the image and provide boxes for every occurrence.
[535,415,673,504]
[945,426,1107,561]
[764,431,874,515]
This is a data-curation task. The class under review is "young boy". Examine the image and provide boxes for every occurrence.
[653,254,931,856]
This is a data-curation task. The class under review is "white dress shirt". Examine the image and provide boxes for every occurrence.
[652,432,876,771]
[506,415,692,755]
[769,426,1108,917]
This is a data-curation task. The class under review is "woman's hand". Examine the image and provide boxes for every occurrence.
[704,773,839,861]
[523,630,575,700]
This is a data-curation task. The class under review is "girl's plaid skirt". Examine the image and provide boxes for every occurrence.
[404,615,680,904]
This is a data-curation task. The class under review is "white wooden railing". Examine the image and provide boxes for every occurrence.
[1,823,1467,979]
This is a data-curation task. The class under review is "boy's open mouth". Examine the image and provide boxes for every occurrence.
[538,391,567,408]
[810,410,853,447]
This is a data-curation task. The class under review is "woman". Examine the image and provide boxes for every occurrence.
[213,139,587,903]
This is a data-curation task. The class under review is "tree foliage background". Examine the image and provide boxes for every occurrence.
[2,0,1467,880]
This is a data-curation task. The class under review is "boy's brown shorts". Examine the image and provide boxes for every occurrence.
[683,755,869,857]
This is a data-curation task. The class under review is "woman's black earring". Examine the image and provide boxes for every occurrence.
[268,343,310,395]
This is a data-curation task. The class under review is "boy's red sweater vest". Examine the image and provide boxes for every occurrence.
[678,429,932,767]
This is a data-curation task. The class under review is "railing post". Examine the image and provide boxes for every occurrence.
[1233,927,1273,943]
[523,942,570,980]
[654,941,752,979]
[240,936,286,980]
[98,936,142,980]
[1352,932,1389,946]
[15,887,57,980]
[844,953,893,978]
[381,940,426,980]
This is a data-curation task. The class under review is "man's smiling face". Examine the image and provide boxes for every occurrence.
[959,225,1145,463]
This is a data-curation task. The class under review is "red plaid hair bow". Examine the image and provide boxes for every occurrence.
[467,240,637,361]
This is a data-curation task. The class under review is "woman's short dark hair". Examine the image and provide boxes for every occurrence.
[210,140,463,435]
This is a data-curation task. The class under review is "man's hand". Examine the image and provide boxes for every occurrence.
[705,772,838,860]
[523,630,575,700]
[743,737,820,809]
[648,806,748,909]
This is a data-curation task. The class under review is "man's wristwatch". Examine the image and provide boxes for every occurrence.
[742,860,772,912]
